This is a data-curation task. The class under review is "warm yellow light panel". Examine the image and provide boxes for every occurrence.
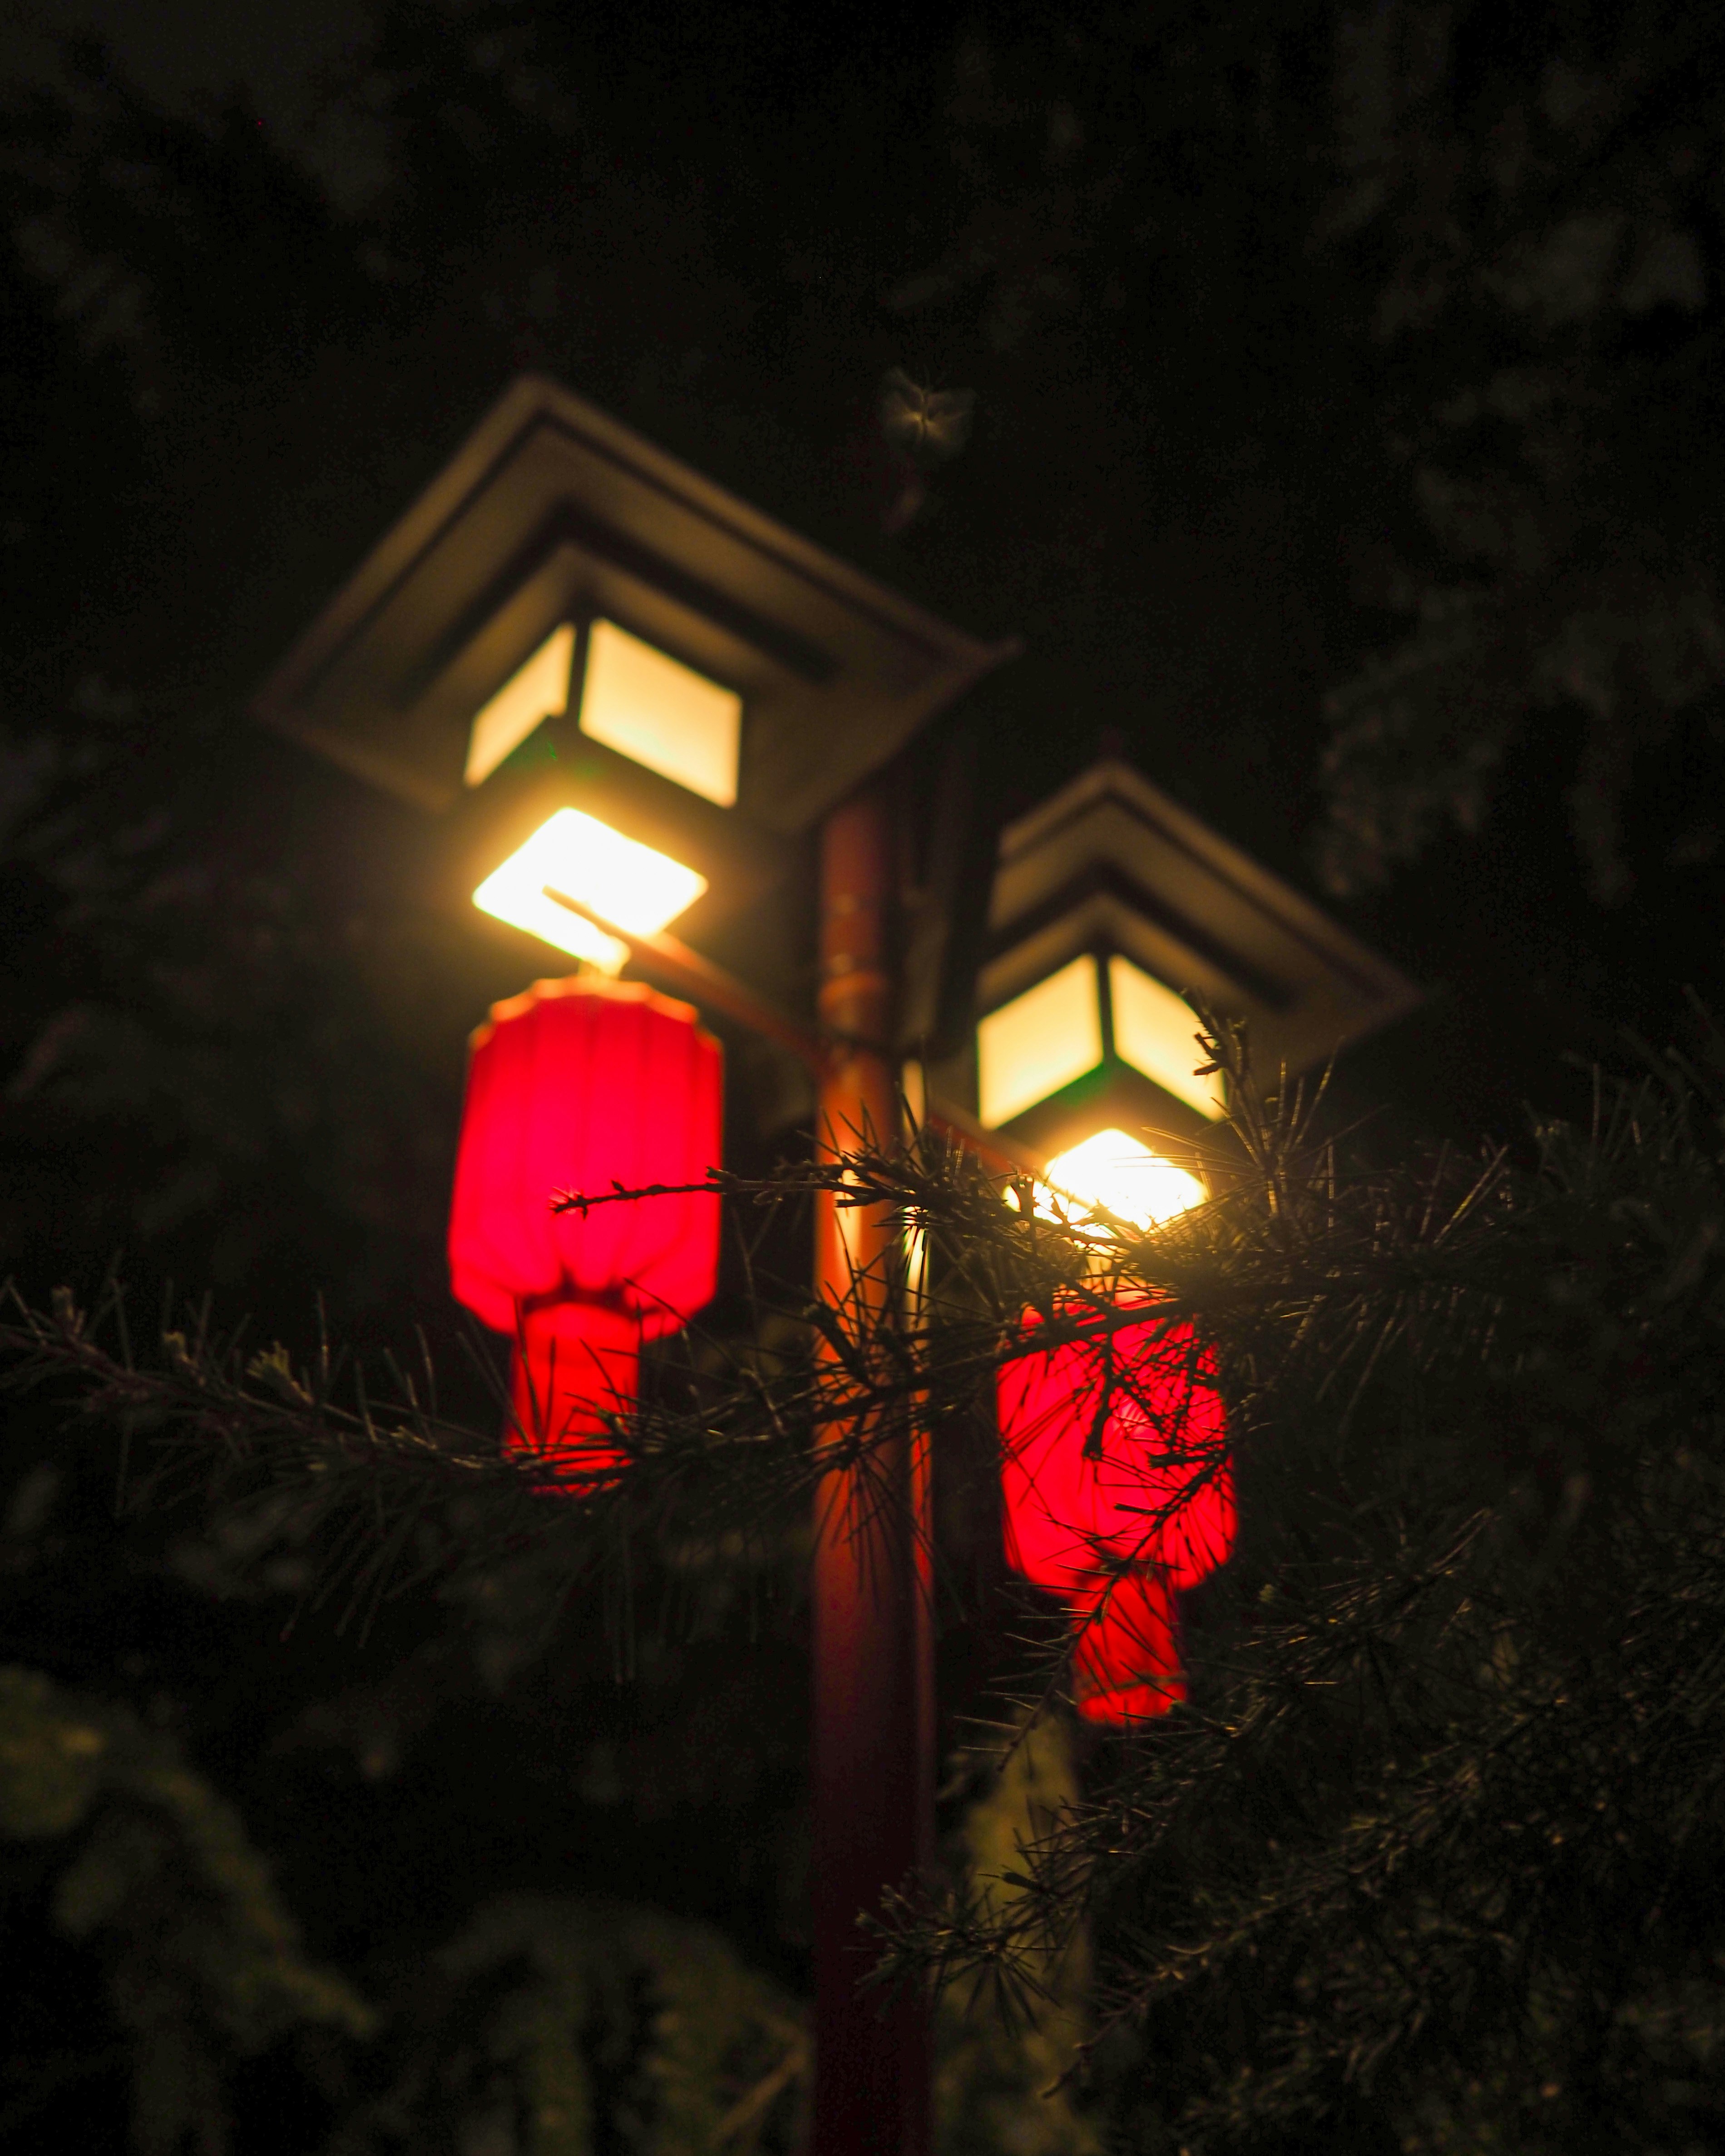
[1040,1127,1206,1235]
[1107,956,1225,1119]
[579,619,741,807]
[472,808,707,973]
[464,624,576,788]
[977,956,1103,1127]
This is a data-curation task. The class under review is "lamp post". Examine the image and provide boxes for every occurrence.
[812,786,934,2156]
[254,380,1419,2155]
[254,375,1014,2156]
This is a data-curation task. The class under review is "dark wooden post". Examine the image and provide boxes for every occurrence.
[810,784,934,2156]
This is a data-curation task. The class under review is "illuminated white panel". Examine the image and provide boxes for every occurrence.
[978,956,1102,1128]
[579,619,741,807]
[1108,956,1225,1119]
[1040,1128,1205,1234]
[464,624,575,787]
[473,809,707,973]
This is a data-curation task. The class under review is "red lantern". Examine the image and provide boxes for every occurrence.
[997,1296,1234,1722]
[448,975,722,1473]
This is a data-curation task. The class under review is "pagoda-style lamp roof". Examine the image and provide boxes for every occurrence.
[969,757,1421,1159]
[255,373,1013,863]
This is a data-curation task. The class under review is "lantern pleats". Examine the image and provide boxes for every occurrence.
[1069,1572,1185,1724]
[448,975,722,1470]
[997,1296,1234,1725]
[510,1302,643,1474]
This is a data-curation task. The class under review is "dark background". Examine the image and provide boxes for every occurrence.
[3,2,1723,2144]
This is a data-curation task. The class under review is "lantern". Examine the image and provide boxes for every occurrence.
[253,374,1013,994]
[997,1296,1235,1722]
[936,753,1420,1228]
[448,974,722,1472]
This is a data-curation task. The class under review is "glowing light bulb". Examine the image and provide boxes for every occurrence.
[1038,1128,1205,1235]
[473,809,707,971]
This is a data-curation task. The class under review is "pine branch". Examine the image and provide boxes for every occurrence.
[11,1024,1725,2147]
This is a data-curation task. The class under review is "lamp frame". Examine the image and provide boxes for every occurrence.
[974,943,1220,1164]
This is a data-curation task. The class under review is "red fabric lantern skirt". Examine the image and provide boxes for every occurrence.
[509,1302,644,1479]
[997,1295,1234,1723]
[448,975,722,1472]
[1069,1572,1184,1724]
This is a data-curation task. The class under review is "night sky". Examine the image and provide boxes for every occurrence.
[5,2,1723,1194]
[2,0,366,122]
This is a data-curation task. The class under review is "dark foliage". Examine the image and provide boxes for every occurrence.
[10,1021,1725,2147]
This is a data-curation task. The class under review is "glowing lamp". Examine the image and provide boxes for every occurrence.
[578,618,742,808]
[979,952,1225,1130]
[942,757,1421,1223]
[996,1296,1235,1722]
[472,807,708,972]
[256,377,1013,992]
[1037,1127,1206,1236]
[448,974,722,1469]
[464,623,579,789]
